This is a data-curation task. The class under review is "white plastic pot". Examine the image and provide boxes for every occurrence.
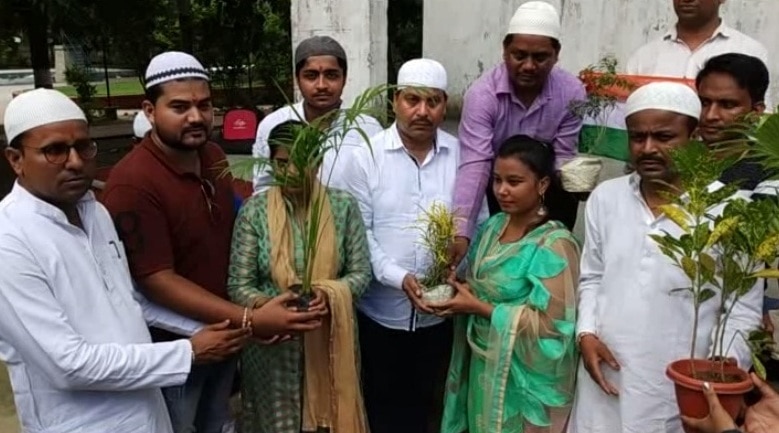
[421,284,455,304]
[560,156,603,192]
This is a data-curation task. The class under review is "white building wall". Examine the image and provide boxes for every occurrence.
[290,0,388,107]
[423,0,779,115]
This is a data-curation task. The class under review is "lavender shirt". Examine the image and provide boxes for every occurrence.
[454,64,586,237]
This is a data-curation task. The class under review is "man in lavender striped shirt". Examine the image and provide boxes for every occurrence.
[451,1,586,264]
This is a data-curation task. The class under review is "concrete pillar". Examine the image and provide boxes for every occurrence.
[290,0,388,107]
[53,45,67,84]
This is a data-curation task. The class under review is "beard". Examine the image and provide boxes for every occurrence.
[155,124,210,151]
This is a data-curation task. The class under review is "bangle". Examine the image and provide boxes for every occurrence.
[191,346,196,363]
[241,307,249,329]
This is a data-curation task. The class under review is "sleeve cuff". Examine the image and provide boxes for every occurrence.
[382,264,408,291]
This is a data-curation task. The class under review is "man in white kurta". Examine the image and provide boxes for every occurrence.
[252,35,383,193]
[567,82,763,433]
[0,89,244,433]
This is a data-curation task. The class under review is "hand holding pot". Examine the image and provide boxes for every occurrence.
[745,373,779,433]
[680,381,738,433]
[190,320,251,364]
[308,287,329,315]
[429,278,492,318]
[579,334,621,396]
[251,292,324,337]
[402,274,435,314]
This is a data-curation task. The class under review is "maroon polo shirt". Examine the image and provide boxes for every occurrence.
[103,137,235,304]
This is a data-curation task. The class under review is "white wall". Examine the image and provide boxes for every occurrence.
[290,0,388,107]
[423,0,779,115]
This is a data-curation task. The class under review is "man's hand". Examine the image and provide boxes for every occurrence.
[251,292,325,337]
[579,334,621,396]
[681,382,738,433]
[448,236,470,271]
[190,320,251,364]
[402,274,435,314]
[745,372,779,433]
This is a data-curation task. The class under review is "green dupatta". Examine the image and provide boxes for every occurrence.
[441,215,580,433]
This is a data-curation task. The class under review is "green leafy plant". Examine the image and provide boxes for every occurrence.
[225,84,390,296]
[651,117,779,381]
[414,202,460,289]
[569,54,637,155]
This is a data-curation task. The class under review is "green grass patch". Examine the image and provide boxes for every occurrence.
[57,77,143,98]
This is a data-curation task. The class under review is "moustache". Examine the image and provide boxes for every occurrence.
[637,156,665,164]
[411,120,433,127]
[182,125,207,134]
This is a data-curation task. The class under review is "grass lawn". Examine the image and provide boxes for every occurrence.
[57,77,144,98]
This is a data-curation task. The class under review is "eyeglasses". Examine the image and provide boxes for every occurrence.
[200,179,221,222]
[24,141,98,165]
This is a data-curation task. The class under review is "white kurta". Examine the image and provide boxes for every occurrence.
[567,174,763,433]
[251,101,384,193]
[342,124,489,331]
[0,183,201,433]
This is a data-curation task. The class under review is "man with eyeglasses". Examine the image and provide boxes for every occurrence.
[0,88,253,432]
[103,51,325,433]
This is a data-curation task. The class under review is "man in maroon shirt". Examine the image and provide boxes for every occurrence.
[103,51,325,433]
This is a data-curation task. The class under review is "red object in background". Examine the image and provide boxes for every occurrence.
[222,108,259,141]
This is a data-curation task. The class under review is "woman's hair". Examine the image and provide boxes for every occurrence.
[267,120,305,158]
[496,134,556,182]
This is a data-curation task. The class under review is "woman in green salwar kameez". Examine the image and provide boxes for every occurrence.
[227,121,372,433]
[433,135,580,433]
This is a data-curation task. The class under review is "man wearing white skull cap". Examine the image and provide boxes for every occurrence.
[102,51,320,433]
[343,58,487,433]
[0,88,250,432]
[568,81,762,433]
[451,0,586,268]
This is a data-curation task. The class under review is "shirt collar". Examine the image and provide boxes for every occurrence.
[11,181,96,226]
[664,20,732,41]
[386,122,449,154]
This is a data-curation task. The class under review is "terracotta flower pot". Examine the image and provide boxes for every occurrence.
[666,358,752,433]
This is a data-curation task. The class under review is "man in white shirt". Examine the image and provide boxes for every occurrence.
[252,36,383,193]
[626,0,768,81]
[0,88,251,433]
[567,82,763,433]
[343,58,485,433]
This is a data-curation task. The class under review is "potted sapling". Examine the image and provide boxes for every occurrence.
[566,54,637,192]
[226,85,389,310]
[651,137,779,430]
[415,201,462,304]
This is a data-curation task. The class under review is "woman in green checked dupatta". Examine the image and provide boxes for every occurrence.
[432,135,579,433]
[227,120,372,433]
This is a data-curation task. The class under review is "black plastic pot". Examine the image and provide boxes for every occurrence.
[289,284,313,312]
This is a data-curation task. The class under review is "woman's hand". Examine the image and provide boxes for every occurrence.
[429,277,493,318]
[680,381,738,433]
[309,287,329,315]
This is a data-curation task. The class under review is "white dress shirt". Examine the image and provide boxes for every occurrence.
[343,124,488,331]
[0,183,202,433]
[626,22,769,79]
[625,21,771,108]
[251,101,384,193]
[567,174,762,433]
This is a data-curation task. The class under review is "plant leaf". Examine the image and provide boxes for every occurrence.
[752,268,779,279]
[752,352,767,381]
